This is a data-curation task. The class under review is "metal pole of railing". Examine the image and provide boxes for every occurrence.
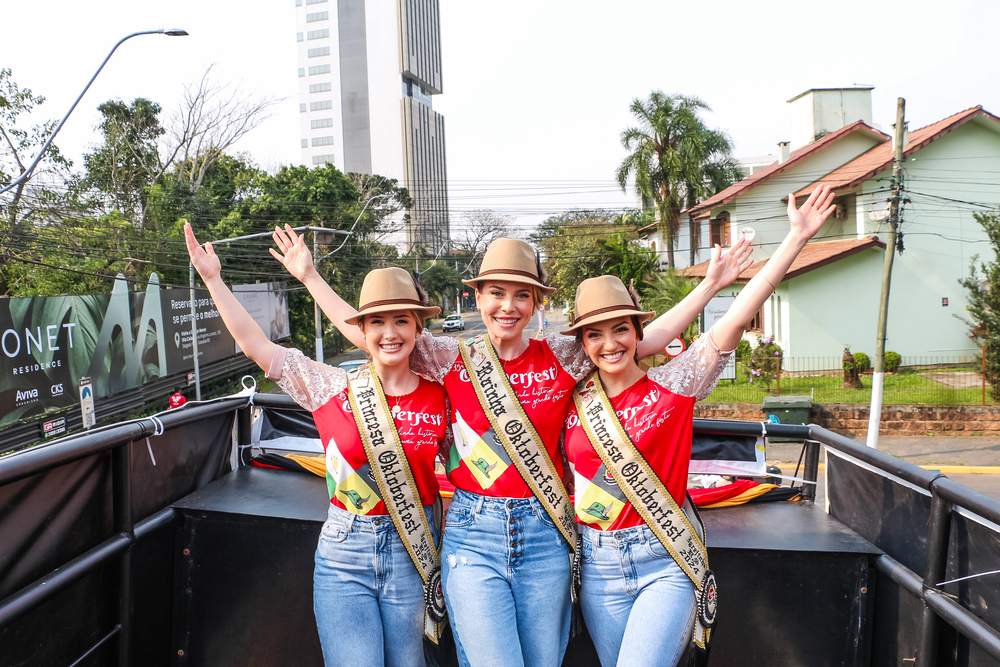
[915,484,951,667]
[112,443,134,666]
[801,440,820,502]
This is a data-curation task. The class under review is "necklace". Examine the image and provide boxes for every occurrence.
[387,374,418,416]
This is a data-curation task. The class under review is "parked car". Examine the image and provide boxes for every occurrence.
[338,359,367,372]
[442,314,466,332]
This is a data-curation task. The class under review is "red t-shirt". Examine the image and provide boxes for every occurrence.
[270,348,446,514]
[443,338,579,498]
[168,393,186,409]
[565,376,694,531]
[564,333,734,531]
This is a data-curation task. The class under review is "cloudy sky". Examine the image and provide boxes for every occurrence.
[4,0,998,228]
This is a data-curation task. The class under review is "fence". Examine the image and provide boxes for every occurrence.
[701,353,997,406]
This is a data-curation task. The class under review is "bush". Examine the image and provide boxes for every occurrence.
[742,337,782,389]
[885,351,901,373]
[853,352,871,373]
[736,339,752,362]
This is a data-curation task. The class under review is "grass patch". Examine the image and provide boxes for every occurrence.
[706,367,995,405]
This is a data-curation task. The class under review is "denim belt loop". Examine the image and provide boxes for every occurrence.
[596,529,606,548]
[473,493,485,515]
[345,511,357,533]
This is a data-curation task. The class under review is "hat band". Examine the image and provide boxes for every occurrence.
[473,268,544,284]
[357,297,425,312]
[572,304,641,326]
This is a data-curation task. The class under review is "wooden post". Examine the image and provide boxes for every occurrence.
[776,357,781,396]
[984,344,987,406]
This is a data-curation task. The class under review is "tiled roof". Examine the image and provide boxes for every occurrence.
[687,121,890,217]
[680,236,886,281]
[792,106,999,198]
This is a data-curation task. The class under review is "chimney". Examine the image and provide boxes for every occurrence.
[778,142,790,164]
[787,87,874,150]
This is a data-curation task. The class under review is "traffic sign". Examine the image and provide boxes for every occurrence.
[665,338,685,357]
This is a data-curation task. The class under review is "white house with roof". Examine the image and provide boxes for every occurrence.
[670,88,1000,360]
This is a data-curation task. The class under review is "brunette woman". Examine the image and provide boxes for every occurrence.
[270,229,752,667]
[185,223,447,667]
[562,185,837,667]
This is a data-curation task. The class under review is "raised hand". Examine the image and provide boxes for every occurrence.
[705,235,754,287]
[788,184,837,240]
[184,221,221,283]
[270,224,316,282]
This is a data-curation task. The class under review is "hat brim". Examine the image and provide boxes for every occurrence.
[345,303,441,326]
[559,308,655,336]
[462,273,556,296]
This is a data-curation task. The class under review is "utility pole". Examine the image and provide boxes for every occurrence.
[867,97,906,449]
[314,232,323,362]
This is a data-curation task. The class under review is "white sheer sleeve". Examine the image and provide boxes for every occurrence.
[647,331,734,400]
[409,332,460,384]
[545,333,596,383]
[266,347,347,412]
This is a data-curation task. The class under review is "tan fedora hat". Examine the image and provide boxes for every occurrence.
[344,267,440,325]
[462,238,555,295]
[560,275,655,335]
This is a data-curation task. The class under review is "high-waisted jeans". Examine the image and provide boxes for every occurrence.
[313,503,438,667]
[579,523,697,667]
[441,488,573,667]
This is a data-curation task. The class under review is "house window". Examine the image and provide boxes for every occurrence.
[747,305,764,333]
[307,29,329,40]
[312,154,335,165]
[312,136,334,147]
[311,118,333,129]
[650,240,657,251]
[310,100,333,111]
[308,46,330,58]
[308,65,331,76]
[309,82,332,93]
[306,11,329,22]
[710,212,731,248]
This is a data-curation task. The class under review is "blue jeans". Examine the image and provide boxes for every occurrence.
[313,503,438,667]
[442,489,572,667]
[580,524,697,667]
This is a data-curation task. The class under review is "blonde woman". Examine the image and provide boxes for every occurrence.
[185,223,448,667]
[562,186,836,667]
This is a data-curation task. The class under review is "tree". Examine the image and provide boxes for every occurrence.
[616,92,740,269]
[82,98,165,224]
[452,209,518,271]
[0,68,75,295]
[419,262,463,308]
[960,210,1000,398]
[641,269,698,339]
[681,126,743,266]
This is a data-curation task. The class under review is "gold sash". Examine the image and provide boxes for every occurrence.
[459,334,578,550]
[573,372,717,648]
[346,365,446,643]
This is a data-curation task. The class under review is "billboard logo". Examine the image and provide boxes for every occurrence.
[51,383,64,396]
[15,388,39,405]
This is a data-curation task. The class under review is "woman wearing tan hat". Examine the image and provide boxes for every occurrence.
[562,185,837,667]
[184,222,449,667]
[270,226,751,667]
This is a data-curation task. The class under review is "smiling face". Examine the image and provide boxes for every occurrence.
[358,309,418,368]
[475,280,535,343]
[580,317,641,378]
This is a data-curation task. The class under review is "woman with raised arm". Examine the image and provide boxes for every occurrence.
[561,185,837,667]
[270,229,752,667]
[184,222,449,667]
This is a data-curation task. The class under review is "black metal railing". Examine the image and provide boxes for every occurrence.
[2,392,999,666]
[0,394,251,666]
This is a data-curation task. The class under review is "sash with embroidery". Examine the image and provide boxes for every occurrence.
[346,365,447,643]
[573,371,718,649]
[458,334,578,550]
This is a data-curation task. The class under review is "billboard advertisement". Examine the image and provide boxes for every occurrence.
[0,274,288,428]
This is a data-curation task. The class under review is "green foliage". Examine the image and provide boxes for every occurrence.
[419,263,463,307]
[736,339,752,362]
[885,351,902,373]
[616,91,741,269]
[960,210,1000,399]
[853,352,871,373]
[642,269,699,339]
[742,337,782,389]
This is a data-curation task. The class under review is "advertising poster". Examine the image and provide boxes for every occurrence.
[232,283,291,354]
[704,296,737,380]
[0,274,289,429]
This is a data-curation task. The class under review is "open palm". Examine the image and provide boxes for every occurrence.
[705,236,754,286]
[184,222,221,282]
[270,224,315,281]
[788,184,837,239]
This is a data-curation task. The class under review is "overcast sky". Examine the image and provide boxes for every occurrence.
[4,0,998,230]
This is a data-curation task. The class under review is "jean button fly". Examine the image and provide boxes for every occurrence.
[507,501,515,509]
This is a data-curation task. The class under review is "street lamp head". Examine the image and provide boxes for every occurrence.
[161,29,189,36]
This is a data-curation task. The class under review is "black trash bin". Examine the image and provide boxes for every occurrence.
[762,395,812,443]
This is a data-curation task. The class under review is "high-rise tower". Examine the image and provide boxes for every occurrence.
[294,0,449,253]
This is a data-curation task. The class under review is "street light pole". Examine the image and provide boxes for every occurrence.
[0,29,189,196]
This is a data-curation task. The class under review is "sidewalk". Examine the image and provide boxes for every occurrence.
[769,434,1000,470]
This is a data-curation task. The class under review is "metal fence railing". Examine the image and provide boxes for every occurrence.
[699,354,996,405]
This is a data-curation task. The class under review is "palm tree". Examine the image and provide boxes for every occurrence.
[616,92,740,269]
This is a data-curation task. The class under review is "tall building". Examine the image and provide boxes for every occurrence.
[294,0,450,253]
